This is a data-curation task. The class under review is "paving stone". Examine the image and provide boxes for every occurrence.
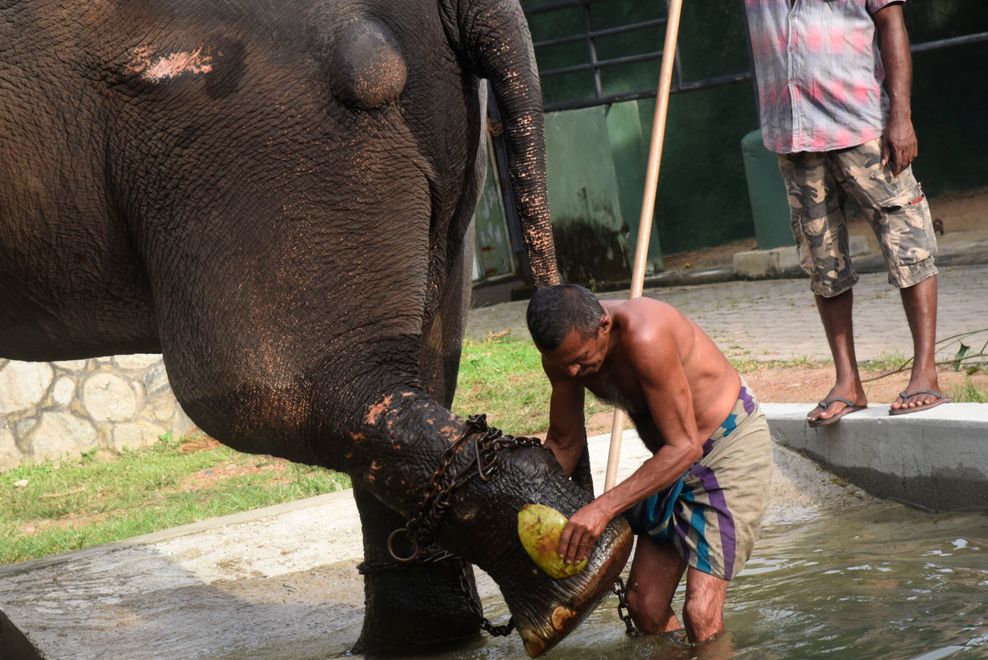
[52,360,88,371]
[113,354,162,371]
[52,377,76,406]
[0,426,20,471]
[466,265,988,364]
[112,422,166,452]
[143,363,172,398]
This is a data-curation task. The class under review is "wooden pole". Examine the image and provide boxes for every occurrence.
[603,0,684,492]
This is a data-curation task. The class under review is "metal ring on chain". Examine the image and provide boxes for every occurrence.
[385,527,421,563]
[369,413,543,637]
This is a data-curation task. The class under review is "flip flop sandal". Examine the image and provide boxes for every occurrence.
[807,397,867,427]
[888,389,952,416]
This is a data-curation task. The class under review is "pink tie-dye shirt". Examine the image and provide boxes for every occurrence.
[745,0,904,154]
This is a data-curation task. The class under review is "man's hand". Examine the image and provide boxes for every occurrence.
[882,114,918,176]
[557,500,612,564]
[874,3,916,177]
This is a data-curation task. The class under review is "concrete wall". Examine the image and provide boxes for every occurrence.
[0,356,193,471]
[765,403,988,513]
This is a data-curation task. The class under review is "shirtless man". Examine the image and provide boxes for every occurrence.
[525,284,773,644]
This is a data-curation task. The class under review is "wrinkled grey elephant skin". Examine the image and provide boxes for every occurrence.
[0,0,630,656]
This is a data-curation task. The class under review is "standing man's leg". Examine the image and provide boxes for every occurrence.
[814,287,868,421]
[830,141,944,412]
[778,152,867,425]
[624,535,688,635]
[895,274,942,409]
[682,567,729,643]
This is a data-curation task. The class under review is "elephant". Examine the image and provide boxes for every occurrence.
[0,0,632,655]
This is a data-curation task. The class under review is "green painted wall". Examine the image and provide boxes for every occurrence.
[473,143,515,282]
[526,0,761,257]
[543,108,632,285]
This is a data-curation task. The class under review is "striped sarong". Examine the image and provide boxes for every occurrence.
[622,381,773,581]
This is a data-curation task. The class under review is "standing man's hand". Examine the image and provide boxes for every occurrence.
[874,4,917,177]
[883,114,918,176]
[557,500,612,564]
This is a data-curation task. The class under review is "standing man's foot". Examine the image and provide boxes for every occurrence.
[806,385,868,427]
[889,373,951,414]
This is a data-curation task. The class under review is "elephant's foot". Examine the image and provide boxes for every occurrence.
[353,554,483,654]
[425,436,633,657]
[495,514,633,656]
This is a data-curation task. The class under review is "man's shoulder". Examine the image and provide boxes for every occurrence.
[618,298,681,330]
[616,299,680,354]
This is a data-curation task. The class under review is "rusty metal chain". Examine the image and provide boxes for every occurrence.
[458,564,516,637]
[378,413,543,638]
[386,414,543,564]
[357,548,456,575]
[612,577,638,636]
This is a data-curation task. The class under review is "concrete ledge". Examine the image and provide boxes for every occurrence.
[764,402,988,512]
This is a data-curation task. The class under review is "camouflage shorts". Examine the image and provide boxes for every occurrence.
[777,138,938,297]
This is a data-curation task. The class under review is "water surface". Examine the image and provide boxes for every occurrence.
[439,501,988,659]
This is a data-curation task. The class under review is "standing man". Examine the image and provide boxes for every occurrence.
[745,1,947,425]
[526,285,773,644]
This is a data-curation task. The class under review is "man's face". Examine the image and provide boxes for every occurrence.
[543,322,608,378]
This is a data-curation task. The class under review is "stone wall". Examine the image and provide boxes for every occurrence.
[0,355,194,471]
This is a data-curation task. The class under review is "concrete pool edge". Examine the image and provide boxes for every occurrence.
[763,402,988,513]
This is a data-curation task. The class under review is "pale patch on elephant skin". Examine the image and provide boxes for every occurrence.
[331,18,407,109]
[366,459,382,484]
[364,394,393,425]
[126,45,214,82]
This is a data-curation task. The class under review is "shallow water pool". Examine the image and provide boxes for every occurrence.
[436,501,987,659]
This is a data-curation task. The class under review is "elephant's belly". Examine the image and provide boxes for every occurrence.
[0,256,160,362]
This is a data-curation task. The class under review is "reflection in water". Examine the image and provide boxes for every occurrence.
[435,501,988,659]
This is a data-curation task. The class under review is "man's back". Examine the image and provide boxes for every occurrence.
[579,298,740,448]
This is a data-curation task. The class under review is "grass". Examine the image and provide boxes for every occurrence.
[950,378,988,403]
[452,335,608,435]
[0,433,349,565]
[860,352,913,374]
[728,355,825,373]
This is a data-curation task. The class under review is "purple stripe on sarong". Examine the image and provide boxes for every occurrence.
[691,463,738,579]
[739,385,756,415]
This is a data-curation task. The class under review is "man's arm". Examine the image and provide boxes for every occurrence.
[557,325,703,564]
[874,3,917,176]
[542,359,587,476]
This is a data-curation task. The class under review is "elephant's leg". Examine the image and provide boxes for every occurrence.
[352,482,483,653]
[419,220,475,409]
[355,227,483,650]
